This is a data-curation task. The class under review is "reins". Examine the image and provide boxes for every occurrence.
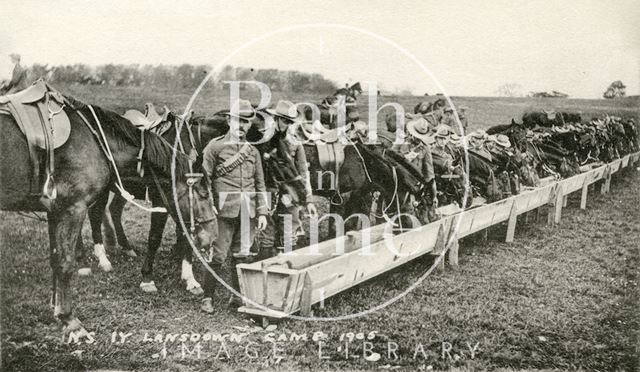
[76,105,167,213]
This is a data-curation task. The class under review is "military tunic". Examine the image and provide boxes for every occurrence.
[202,132,268,264]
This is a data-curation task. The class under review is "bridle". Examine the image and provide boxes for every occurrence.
[148,167,215,239]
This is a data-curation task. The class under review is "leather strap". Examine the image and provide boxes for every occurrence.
[215,142,253,177]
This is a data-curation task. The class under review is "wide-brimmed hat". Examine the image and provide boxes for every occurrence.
[470,130,487,140]
[223,99,256,121]
[435,125,450,138]
[494,134,511,148]
[267,100,299,121]
[407,118,432,144]
[9,53,20,61]
[449,133,462,145]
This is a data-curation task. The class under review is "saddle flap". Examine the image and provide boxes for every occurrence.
[14,79,48,104]
[123,109,157,129]
[315,142,345,174]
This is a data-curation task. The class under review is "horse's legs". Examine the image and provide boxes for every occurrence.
[101,195,117,249]
[109,193,137,257]
[177,232,204,295]
[75,232,92,276]
[88,192,112,272]
[48,205,90,336]
[139,211,168,293]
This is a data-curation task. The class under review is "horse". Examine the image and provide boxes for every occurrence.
[92,107,307,293]
[302,90,360,130]
[0,98,217,335]
[304,137,432,237]
[465,149,511,202]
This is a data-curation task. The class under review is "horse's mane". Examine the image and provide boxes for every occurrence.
[355,144,424,194]
[73,101,191,180]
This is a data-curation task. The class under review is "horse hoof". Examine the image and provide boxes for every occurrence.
[188,286,204,296]
[62,317,87,336]
[93,244,113,272]
[98,260,113,272]
[140,281,158,293]
[123,249,138,258]
[77,268,92,276]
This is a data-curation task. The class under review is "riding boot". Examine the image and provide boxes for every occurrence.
[201,263,222,314]
[229,256,254,308]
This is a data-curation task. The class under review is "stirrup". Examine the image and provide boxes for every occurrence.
[43,174,57,200]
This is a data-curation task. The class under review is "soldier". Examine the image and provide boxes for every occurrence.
[0,54,28,94]
[392,118,438,207]
[200,99,269,313]
[431,126,455,171]
[440,106,468,135]
[487,134,513,173]
[260,100,318,255]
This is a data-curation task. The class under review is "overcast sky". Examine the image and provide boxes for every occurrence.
[1,0,638,97]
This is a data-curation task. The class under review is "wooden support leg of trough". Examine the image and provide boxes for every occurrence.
[562,195,568,207]
[523,210,529,224]
[299,273,313,317]
[600,166,610,195]
[535,207,541,223]
[580,176,589,210]
[547,184,563,225]
[554,185,564,224]
[446,215,460,268]
[505,200,518,243]
[431,225,446,272]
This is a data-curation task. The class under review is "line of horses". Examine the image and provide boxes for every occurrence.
[0,82,638,336]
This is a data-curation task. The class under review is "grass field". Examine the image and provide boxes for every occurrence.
[1,85,639,371]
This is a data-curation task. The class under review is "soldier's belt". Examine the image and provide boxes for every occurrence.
[215,143,252,177]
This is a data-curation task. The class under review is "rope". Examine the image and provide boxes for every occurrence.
[345,136,372,182]
[85,105,167,214]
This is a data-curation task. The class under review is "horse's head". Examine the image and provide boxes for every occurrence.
[159,161,217,251]
[411,183,437,225]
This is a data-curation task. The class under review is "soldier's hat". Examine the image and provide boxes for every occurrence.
[267,100,299,121]
[435,125,450,138]
[449,133,462,146]
[470,130,487,140]
[494,134,511,148]
[223,99,256,121]
[407,118,432,145]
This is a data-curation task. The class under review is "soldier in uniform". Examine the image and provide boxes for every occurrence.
[200,99,269,313]
[440,106,468,135]
[430,126,455,171]
[0,54,28,94]
[486,134,513,173]
[392,118,438,207]
[260,100,318,255]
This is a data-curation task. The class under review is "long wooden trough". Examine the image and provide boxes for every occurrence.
[237,152,639,320]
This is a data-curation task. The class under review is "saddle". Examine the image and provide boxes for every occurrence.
[543,110,557,121]
[122,103,173,135]
[297,121,347,175]
[0,79,72,205]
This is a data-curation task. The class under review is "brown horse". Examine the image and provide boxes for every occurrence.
[91,108,307,294]
[305,141,432,236]
[0,99,217,336]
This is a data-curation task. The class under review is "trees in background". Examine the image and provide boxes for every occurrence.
[603,80,626,99]
[495,83,524,97]
[25,63,337,94]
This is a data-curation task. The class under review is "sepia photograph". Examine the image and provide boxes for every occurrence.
[0,1,638,370]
